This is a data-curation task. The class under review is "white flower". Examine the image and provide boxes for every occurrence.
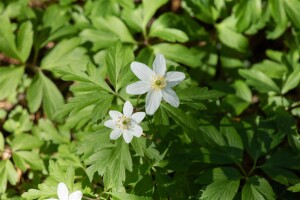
[126,54,185,115]
[47,182,82,200]
[104,101,146,143]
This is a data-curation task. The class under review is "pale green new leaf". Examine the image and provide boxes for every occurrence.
[288,183,300,192]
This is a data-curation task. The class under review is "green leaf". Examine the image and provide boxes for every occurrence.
[92,16,136,44]
[131,137,162,161]
[26,74,43,113]
[122,7,143,32]
[216,17,248,52]
[105,41,134,91]
[197,167,242,184]
[0,14,20,60]
[282,66,300,94]
[0,160,18,193]
[177,87,224,102]
[261,167,299,186]
[11,134,43,151]
[161,103,198,134]
[53,64,112,93]
[17,21,33,62]
[284,0,300,29]
[152,43,202,68]
[239,69,280,93]
[200,179,240,200]
[91,95,114,123]
[149,13,189,42]
[288,183,300,192]
[234,0,262,32]
[40,71,64,119]
[142,0,168,28]
[153,107,169,126]
[41,38,89,71]
[14,151,43,170]
[104,139,133,189]
[252,60,287,79]
[0,66,24,100]
[0,132,4,151]
[242,176,275,200]
[107,192,151,200]
[233,80,252,103]
[181,0,223,24]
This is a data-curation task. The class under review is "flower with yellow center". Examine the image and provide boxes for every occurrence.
[126,54,185,115]
[104,101,146,143]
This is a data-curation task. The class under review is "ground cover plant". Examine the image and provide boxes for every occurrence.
[1,0,300,199]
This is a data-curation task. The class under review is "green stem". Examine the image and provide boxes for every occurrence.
[248,160,257,176]
[114,93,126,103]
[136,95,141,106]
[236,163,247,177]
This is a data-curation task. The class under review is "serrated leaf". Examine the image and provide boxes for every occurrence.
[41,37,89,71]
[104,139,133,189]
[242,176,275,200]
[282,66,300,94]
[91,95,113,123]
[177,87,225,102]
[11,134,43,151]
[0,66,24,100]
[40,71,64,119]
[149,13,189,42]
[105,41,134,91]
[288,183,300,192]
[152,43,201,68]
[161,103,198,134]
[200,179,240,200]
[0,14,20,60]
[239,69,280,93]
[131,137,162,161]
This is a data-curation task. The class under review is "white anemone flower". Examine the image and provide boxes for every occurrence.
[47,182,82,200]
[126,54,185,115]
[104,101,146,143]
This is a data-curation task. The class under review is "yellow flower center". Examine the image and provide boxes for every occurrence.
[151,75,166,90]
[116,116,132,130]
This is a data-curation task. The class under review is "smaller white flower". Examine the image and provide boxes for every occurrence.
[104,101,146,143]
[126,54,185,115]
[47,182,82,200]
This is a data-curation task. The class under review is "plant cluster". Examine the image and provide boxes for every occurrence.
[1,0,300,199]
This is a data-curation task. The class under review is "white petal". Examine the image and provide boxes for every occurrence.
[126,81,151,95]
[123,130,133,143]
[162,88,180,107]
[131,62,155,81]
[104,120,116,129]
[109,110,123,120]
[110,129,122,140]
[165,72,185,87]
[57,183,69,200]
[131,112,145,124]
[131,124,143,137]
[69,191,83,200]
[153,53,166,76]
[123,101,133,117]
[145,90,162,115]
